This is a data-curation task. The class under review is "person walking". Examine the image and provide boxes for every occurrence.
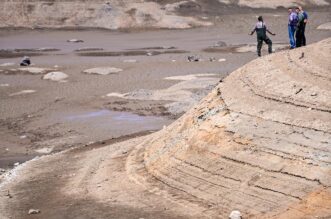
[299,6,308,46]
[250,16,276,57]
[288,8,298,49]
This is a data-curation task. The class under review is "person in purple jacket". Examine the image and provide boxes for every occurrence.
[288,8,298,49]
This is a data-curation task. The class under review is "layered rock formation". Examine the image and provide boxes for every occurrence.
[0,39,330,218]
[130,38,331,218]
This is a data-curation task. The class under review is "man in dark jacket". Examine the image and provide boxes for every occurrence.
[299,6,308,46]
[250,16,276,57]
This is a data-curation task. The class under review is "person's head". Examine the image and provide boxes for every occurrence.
[258,16,263,22]
[298,6,303,11]
[295,7,300,13]
[288,8,292,13]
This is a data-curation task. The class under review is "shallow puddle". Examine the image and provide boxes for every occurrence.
[62,109,171,135]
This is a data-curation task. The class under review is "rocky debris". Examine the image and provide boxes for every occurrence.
[218,58,226,62]
[83,67,123,75]
[0,63,15,67]
[317,22,331,30]
[67,39,84,43]
[187,55,200,62]
[43,72,68,82]
[9,90,36,96]
[209,57,216,62]
[20,56,31,66]
[213,41,227,47]
[229,210,242,219]
[28,209,40,215]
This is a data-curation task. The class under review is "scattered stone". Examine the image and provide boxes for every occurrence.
[229,210,242,219]
[20,135,27,139]
[299,52,305,59]
[172,60,177,62]
[28,209,41,215]
[83,67,123,75]
[0,84,10,87]
[187,55,200,62]
[20,56,31,66]
[0,62,15,67]
[214,41,227,47]
[5,190,12,198]
[295,88,303,94]
[0,168,6,173]
[14,162,20,166]
[9,90,36,96]
[209,57,216,62]
[43,72,68,82]
[311,92,318,96]
[67,39,84,43]
[218,58,226,62]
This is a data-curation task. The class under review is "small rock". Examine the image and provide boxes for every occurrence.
[209,57,216,62]
[311,92,317,96]
[20,135,27,139]
[43,72,68,82]
[28,209,41,215]
[229,210,242,219]
[218,58,226,62]
[187,55,200,62]
[20,56,31,66]
[214,41,227,47]
[0,84,10,87]
[67,39,84,43]
[14,162,20,166]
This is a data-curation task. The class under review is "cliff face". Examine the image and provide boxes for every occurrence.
[0,0,329,30]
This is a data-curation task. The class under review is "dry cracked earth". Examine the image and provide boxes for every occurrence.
[0,38,330,219]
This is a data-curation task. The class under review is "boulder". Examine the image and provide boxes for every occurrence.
[43,72,68,82]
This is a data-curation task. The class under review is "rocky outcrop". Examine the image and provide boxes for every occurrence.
[129,38,331,218]
[0,0,211,29]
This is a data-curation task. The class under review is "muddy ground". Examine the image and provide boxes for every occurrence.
[0,9,330,174]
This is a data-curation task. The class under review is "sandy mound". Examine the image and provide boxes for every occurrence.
[1,39,330,218]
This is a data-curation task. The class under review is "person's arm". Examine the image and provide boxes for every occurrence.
[250,24,256,35]
[267,29,276,36]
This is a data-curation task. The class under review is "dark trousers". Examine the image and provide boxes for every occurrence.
[257,36,272,56]
[302,24,306,46]
[296,24,305,48]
